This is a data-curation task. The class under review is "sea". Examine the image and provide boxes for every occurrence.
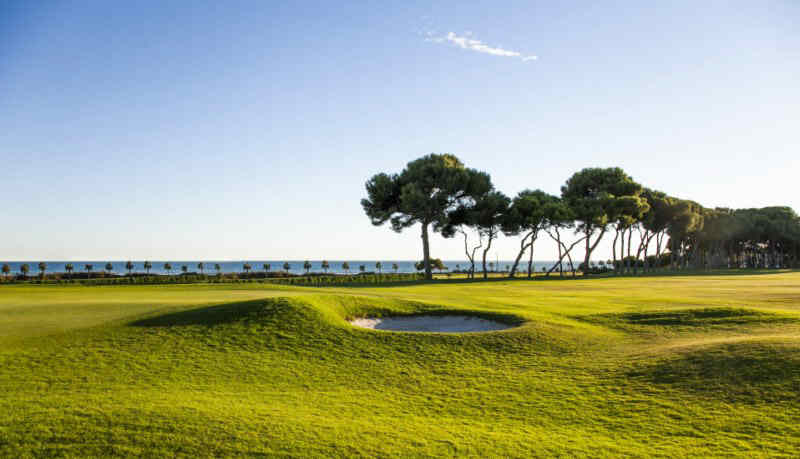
[2,260,559,275]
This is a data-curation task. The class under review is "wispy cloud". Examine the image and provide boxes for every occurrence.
[426,32,537,62]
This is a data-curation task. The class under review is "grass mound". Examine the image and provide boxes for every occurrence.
[126,295,561,360]
[131,298,301,327]
[627,341,800,403]
[580,307,795,333]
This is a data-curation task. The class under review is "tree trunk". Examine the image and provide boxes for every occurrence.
[634,228,648,274]
[626,227,633,274]
[669,241,676,271]
[463,231,472,279]
[462,230,482,279]
[655,232,663,271]
[583,226,607,276]
[528,237,535,278]
[584,228,591,275]
[509,230,535,278]
[482,231,494,280]
[546,229,586,277]
[557,234,564,277]
[567,247,576,277]
[421,222,432,280]
[641,231,654,273]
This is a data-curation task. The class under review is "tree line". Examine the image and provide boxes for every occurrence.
[0,260,407,281]
[0,261,422,288]
[362,154,800,280]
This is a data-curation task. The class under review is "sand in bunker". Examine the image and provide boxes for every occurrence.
[349,315,513,333]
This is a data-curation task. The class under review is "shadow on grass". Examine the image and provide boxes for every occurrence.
[592,308,794,327]
[627,342,800,402]
[130,299,293,327]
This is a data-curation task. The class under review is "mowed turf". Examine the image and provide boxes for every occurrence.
[1,273,800,457]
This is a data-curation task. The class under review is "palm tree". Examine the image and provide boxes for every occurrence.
[303,260,312,274]
[20,264,30,278]
[125,261,134,276]
[144,261,152,275]
[455,264,461,272]
[214,263,221,276]
[283,262,290,273]
[489,261,495,273]
[181,265,188,274]
[375,261,382,273]
[392,263,399,273]
[1,264,10,279]
[263,263,270,274]
[197,262,204,275]
[243,263,251,276]
[359,264,366,274]
[38,262,47,279]
[432,258,446,274]
[342,261,350,274]
[321,260,330,273]
[163,263,172,275]
[105,262,113,275]
[65,263,74,279]
[85,264,93,278]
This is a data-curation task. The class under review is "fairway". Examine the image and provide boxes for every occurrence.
[2,272,800,457]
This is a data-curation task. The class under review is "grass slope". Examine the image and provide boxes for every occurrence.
[1,272,800,457]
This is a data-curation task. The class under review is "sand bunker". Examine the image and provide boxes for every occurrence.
[349,315,514,333]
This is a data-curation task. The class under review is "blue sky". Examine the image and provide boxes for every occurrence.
[2,1,798,261]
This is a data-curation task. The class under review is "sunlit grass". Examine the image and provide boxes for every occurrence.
[1,271,799,456]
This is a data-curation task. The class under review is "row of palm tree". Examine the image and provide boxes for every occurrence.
[1,261,405,279]
[3,262,128,278]
[245,261,400,274]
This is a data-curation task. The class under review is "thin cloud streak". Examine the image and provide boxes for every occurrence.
[427,32,537,62]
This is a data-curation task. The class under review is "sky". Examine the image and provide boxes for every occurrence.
[1,0,798,262]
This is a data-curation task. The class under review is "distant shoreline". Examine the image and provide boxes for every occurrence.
[0,260,559,276]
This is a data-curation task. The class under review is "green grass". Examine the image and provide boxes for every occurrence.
[1,272,800,457]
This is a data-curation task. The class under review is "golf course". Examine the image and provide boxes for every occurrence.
[5,2,798,457]
[2,271,799,457]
